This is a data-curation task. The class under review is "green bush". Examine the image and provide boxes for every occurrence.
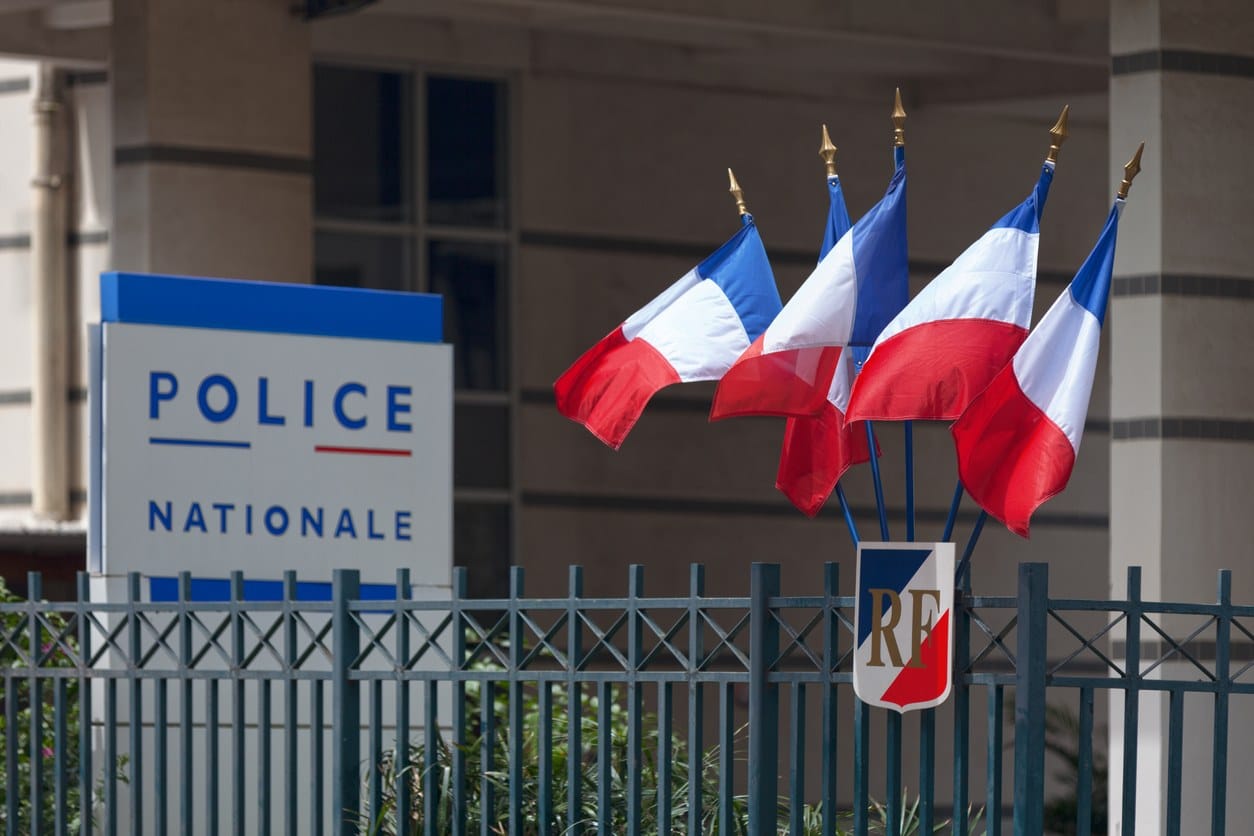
[0,577,85,833]
[361,664,984,834]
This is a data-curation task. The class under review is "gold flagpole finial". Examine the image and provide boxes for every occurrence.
[727,167,749,216]
[819,124,838,177]
[1045,104,1070,164]
[892,87,907,147]
[1117,142,1144,199]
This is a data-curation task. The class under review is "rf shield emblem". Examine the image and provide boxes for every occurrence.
[853,542,955,712]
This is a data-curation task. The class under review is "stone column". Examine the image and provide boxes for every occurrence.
[110,0,312,281]
[1108,0,1254,830]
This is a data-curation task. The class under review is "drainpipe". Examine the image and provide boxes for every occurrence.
[30,64,69,521]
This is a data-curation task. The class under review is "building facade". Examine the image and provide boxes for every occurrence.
[0,0,1250,827]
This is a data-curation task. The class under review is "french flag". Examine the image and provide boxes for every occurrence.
[847,162,1054,423]
[710,161,907,421]
[776,174,875,516]
[952,200,1123,537]
[554,218,781,449]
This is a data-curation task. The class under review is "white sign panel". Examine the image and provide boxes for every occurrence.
[93,274,452,590]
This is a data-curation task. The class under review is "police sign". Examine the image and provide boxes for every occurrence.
[853,541,955,712]
[89,273,452,594]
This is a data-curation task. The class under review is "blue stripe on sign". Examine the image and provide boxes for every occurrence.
[849,165,908,346]
[696,222,783,342]
[147,576,406,602]
[1067,203,1121,325]
[857,548,934,647]
[101,272,443,344]
[989,163,1054,234]
[149,437,251,449]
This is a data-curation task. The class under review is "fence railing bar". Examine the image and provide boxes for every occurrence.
[258,678,272,836]
[853,697,870,836]
[206,678,219,836]
[748,563,780,835]
[822,563,839,836]
[918,708,934,835]
[231,572,246,836]
[1120,566,1142,834]
[966,612,1018,670]
[350,612,398,669]
[478,680,496,836]
[1047,610,1127,677]
[311,679,324,836]
[537,681,553,835]
[368,680,383,834]
[282,571,298,836]
[986,684,1003,836]
[637,610,689,670]
[177,573,193,836]
[657,681,673,834]
[238,610,286,669]
[508,567,524,836]
[718,682,735,836]
[1076,686,1094,836]
[105,678,118,836]
[578,611,630,671]
[403,612,455,670]
[952,580,971,836]
[688,565,705,836]
[596,682,612,835]
[55,677,69,836]
[29,573,46,836]
[291,613,334,669]
[424,679,439,836]
[396,568,415,835]
[1212,570,1232,836]
[1139,614,1217,680]
[770,609,824,672]
[1166,687,1184,836]
[5,673,18,835]
[789,682,805,836]
[699,610,752,671]
[565,567,583,836]
[517,611,569,670]
[626,566,644,836]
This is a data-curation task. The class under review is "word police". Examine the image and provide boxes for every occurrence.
[149,371,415,432]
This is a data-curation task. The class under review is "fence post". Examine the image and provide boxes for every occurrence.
[748,562,781,835]
[1013,562,1049,835]
[331,569,361,836]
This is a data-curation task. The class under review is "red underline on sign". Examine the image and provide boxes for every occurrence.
[313,445,412,457]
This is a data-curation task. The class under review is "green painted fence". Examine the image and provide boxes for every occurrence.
[0,562,1246,834]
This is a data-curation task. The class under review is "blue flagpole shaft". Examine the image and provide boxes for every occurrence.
[864,421,890,540]
[904,421,915,542]
[942,482,964,542]
[955,510,987,585]
[834,483,859,547]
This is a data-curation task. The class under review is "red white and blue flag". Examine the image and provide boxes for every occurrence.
[951,200,1123,537]
[854,541,955,712]
[709,161,907,421]
[775,173,875,516]
[847,162,1054,423]
[554,219,781,449]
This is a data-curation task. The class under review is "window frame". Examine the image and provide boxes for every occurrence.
[312,57,520,583]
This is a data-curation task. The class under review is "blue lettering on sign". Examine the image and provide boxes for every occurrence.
[147,500,418,543]
[387,386,412,432]
[197,374,238,423]
[258,378,285,426]
[144,373,419,434]
[334,383,367,430]
[150,372,178,418]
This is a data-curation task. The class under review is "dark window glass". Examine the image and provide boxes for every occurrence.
[428,241,507,391]
[426,76,507,228]
[314,232,408,291]
[454,502,510,598]
[314,66,411,222]
[454,403,510,490]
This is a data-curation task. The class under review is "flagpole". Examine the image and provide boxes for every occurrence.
[817,126,863,548]
[863,89,907,543]
[954,510,986,586]
[942,482,964,542]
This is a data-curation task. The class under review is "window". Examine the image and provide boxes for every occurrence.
[313,64,512,596]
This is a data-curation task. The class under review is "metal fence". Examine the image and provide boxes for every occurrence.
[0,561,1248,835]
